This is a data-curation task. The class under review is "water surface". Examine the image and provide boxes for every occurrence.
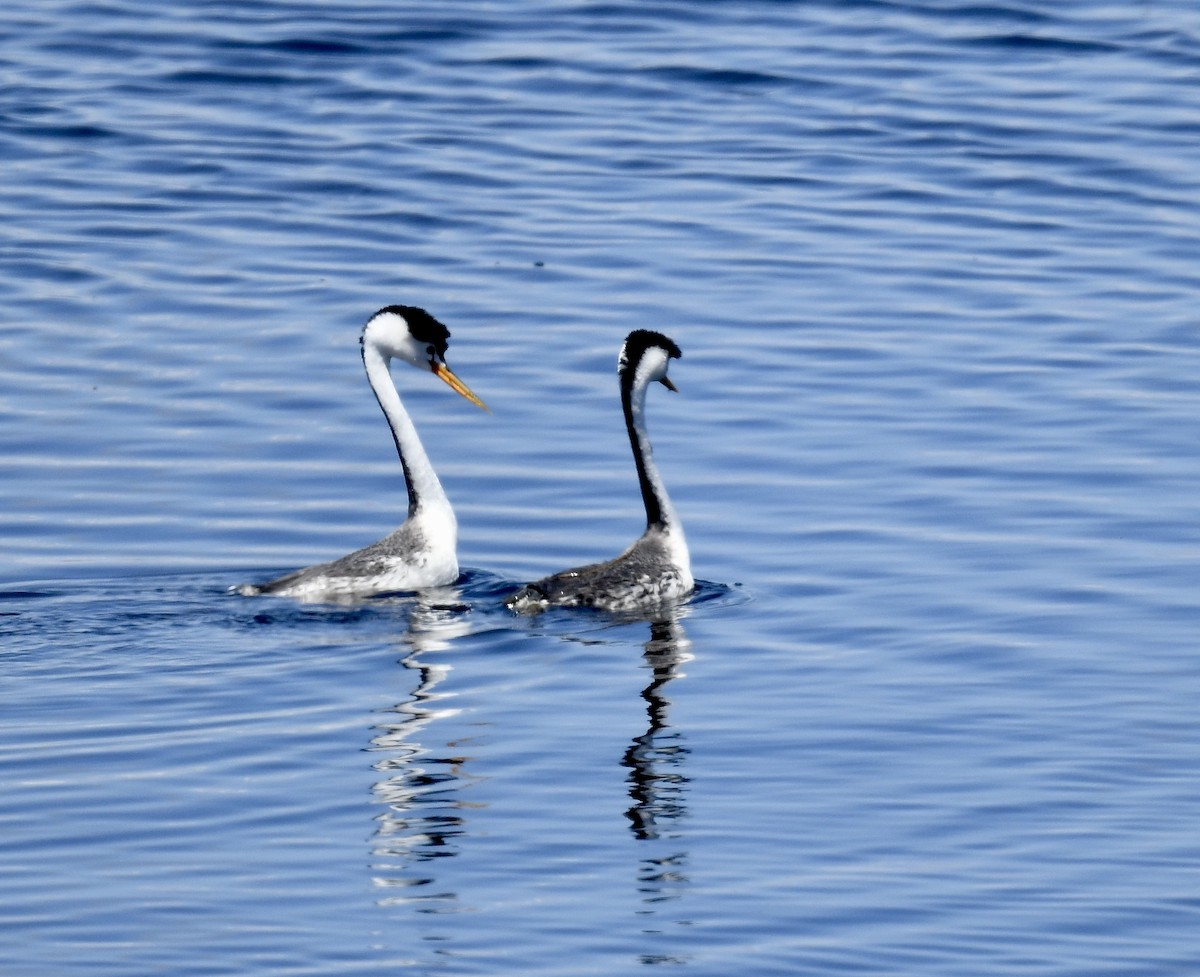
[4,1,1200,974]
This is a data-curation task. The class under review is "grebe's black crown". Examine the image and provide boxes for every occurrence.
[373,305,451,359]
[619,329,682,374]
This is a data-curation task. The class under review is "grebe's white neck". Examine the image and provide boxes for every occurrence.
[362,342,452,523]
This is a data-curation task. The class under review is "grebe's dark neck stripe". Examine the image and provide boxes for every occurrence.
[375,304,451,358]
[618,329,682,531]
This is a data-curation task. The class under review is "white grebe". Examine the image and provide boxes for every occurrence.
[236,305,488,602]
[507,329,693,614]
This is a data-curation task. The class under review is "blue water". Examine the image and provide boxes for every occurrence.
[5,1,1200,973]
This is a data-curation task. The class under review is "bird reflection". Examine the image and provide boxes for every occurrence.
[623,612,694,959]
[623,614,693,842]
[365,594,697,927]
[369,595,481,909]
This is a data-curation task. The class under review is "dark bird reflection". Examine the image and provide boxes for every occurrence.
[369,595,481,910]
[623,614,693,842]
[624,612,694,959]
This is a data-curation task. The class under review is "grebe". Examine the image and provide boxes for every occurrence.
[507,329,693,614]
[236,305,488,602]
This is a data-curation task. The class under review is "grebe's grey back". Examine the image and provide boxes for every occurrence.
[236,305,488,602]
[507,330,693,614]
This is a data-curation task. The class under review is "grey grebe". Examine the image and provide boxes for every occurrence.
[236,305,488,602]
[507,329,692,614]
